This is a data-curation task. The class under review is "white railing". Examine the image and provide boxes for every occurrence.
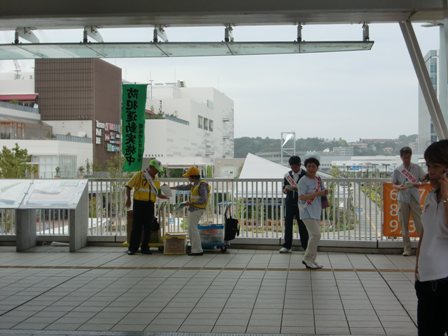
[0,177,392,244]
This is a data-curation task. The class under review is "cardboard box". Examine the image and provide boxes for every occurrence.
[164,233,187,255]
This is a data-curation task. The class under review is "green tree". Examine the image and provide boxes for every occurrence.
[78,166,85,177]
[105,154,130,178]
[168,168,184,178]
[329,166,341,178]
[0,144,31,178]
[85,159,91,175]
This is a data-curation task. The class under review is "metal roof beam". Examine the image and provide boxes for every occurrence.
[0,0,446,30]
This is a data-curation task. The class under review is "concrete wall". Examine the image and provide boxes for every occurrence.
[146,85,234,164]
[0,105,40,121]
[0,72,35,94]
[45,120,93,138]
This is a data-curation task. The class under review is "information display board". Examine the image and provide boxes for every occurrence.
[20,180,88,209]
[0,180,32,208]
[383,182,432,237]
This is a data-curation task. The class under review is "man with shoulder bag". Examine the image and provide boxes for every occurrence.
[280,156,309,253]
[125,159,166,255]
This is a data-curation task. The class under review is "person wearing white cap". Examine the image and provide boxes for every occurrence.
[171,166,210,256]
[125,159,165,255]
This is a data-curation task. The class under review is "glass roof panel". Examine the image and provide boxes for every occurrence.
[89,43,166,57]
[19,44,102,58]
[299,41,374,53]
[228,42,301,55]
[0,41,373,59]
[157,42,232,57]
[0,45,36,59]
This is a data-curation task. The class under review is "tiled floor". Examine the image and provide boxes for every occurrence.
[0,246,418,336]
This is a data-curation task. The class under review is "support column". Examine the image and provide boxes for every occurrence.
[400,21,448,140]
[439,19,448,130]
[69,184,88,252]
[16,209,37,252]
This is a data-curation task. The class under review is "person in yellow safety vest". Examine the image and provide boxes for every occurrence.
[125,159,166,255]
[171,166,210,256]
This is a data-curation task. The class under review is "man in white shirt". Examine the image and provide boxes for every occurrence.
[392,147,426,256]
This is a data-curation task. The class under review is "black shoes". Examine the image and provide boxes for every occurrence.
[126,250,152,255]
[188,252,204,256]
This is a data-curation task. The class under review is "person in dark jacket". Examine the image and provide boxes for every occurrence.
[279,156,309,253]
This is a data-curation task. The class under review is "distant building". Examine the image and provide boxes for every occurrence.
[418,50,439,153]
[0,59,122,177]
[349,141,369,149]
[144,82,234,168]
[0,99,91,178]
[35,59,122,166]
[331,156,403,175]
[358,138,395,144]
[332,146,354,156]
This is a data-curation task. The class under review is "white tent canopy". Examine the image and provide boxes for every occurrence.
[239,153,289,179]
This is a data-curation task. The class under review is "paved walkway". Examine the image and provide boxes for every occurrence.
[0,247,418,336]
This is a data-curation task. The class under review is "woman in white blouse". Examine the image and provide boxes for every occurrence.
[415,139,448,336]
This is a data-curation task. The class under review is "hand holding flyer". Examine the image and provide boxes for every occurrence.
[160,184,172,197]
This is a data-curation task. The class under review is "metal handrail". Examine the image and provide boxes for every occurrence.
[1,177,400,246]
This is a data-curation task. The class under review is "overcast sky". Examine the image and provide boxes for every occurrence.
[0,23,439,141]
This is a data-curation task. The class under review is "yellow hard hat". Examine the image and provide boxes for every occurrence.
[183,166,200,178]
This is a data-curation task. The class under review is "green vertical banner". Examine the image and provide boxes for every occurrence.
[121,84,147,172]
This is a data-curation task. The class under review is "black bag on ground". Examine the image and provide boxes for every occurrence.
[224,207,239,241]
[151,217,160,232]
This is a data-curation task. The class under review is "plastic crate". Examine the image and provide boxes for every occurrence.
[198,224,224,249]
[163,233,187,255]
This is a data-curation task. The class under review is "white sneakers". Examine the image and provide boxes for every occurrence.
[402,251,412,256]
[279,247,292,253]
[302,260,324,269]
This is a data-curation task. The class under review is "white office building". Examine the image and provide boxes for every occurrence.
[418,50,439,153]
[144,82,234,167]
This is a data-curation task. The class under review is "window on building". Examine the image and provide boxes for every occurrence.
[209,120,213,132]
[430,63,437,73]
[204,117,209,130]
[198,115,203,129]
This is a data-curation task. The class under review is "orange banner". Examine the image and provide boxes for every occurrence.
[382,182,431,237]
